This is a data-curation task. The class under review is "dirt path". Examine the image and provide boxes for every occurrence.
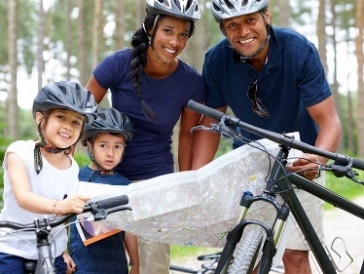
[170,196,364,274]
[310,195,364,274]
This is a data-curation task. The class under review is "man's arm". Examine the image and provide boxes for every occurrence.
[191,106,227,170]
[288,95,342,179]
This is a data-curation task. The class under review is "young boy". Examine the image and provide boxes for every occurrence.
[69,108,139,274]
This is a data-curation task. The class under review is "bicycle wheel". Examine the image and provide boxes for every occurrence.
[227,229,264,274]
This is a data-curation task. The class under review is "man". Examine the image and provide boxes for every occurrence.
[191,0,342,273]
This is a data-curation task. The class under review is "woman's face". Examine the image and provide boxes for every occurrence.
[149,16,191,64]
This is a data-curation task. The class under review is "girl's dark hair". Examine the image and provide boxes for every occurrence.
[130,13,195,121]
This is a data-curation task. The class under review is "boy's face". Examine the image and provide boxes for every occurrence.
[90,133,126,171]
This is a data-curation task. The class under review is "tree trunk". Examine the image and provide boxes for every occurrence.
[92,0,102,69]
[7,0,19,139]
[356,0,364,157]
[113,0,124,50]
[77,0,88,86]
[134,0,143,29]
[277,0,291,27]
[37,0,45,90]
[317,0,328,74]
[329,0,342,152]
[65,0,72,80]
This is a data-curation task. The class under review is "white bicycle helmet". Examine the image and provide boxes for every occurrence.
[211,0,269,22]
[146,0,201,21]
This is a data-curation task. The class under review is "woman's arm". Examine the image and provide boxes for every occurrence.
[178,107,203,171]
[85,75,108,104]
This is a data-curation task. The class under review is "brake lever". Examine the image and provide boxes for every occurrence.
[322,163,364,185]
[191,123,223,133]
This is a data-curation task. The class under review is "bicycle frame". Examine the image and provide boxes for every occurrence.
[215,144,364,274]
[186,99,364,274]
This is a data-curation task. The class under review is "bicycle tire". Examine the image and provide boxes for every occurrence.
[227,229,264,274]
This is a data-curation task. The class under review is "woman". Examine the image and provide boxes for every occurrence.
[84,0,205,273]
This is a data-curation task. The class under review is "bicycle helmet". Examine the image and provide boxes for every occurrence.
[32,81,98,124]
[82,108,135,145]
[146,0,201,21]
[211,0,269,22]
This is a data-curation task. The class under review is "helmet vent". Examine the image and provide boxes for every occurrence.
[99,112,106,120]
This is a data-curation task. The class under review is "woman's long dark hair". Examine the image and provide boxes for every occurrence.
[130,13,196,121]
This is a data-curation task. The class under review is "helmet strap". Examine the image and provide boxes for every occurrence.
[33,136,70,175]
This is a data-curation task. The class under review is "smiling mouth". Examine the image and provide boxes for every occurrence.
[163,47,177,54]
[238,37,255,44]
[59,132,71,139]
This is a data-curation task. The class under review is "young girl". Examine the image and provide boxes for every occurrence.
[85,1,205,273]
[69,108,139,274]
[0,81,98,273]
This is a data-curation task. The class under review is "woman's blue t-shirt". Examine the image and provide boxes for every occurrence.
[93,49,205,180]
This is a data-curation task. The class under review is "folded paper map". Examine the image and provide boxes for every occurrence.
[77,134,301,248]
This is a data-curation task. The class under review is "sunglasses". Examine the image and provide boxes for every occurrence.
[247,80,270,118]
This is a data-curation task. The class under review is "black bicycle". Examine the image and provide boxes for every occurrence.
[0,195,130,274]
[187,99,364,274]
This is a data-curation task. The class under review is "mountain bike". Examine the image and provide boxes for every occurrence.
[187,99,364,274]
[169,252,220,273]
[0,195,130,274]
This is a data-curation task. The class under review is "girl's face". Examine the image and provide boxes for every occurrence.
[89,133,126,171]
[37,109,84,149]
[149,16,191,64]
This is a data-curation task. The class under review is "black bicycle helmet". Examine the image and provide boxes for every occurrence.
[211,0,269,22]
[82,108,135,145]
[32,81,98,124]
[146,0,201,21]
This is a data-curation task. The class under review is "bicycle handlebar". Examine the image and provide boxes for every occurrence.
[0,194,129,231]
[187,100,364,172]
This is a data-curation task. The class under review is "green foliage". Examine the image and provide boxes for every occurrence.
[171,245,220,262]
[74,149,91,168]
[324,169,364,210]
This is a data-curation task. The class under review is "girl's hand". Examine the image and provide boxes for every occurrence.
[54,194,90,215]
[63,251,76,274]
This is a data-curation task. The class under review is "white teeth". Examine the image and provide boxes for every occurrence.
[59,132,70,138]
[239,38,254,44]
[164,48,176,54]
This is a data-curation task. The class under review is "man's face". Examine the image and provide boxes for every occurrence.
[222,11,270,57]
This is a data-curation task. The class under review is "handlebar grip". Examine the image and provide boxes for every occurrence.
[187,100,224,121]
[94,195,129,210]
[353,158,364,171]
